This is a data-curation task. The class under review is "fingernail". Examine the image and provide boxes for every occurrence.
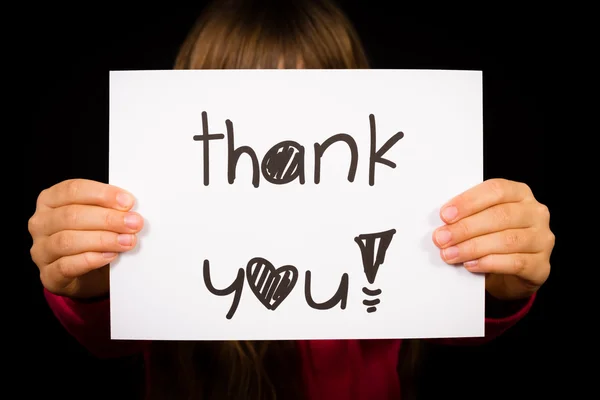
[441,206,458,222]
[103,252,117,258]
[435,229,452,246]
[124,213,142,229]
[118,234,134,246]
[442,246,459,260]
[464,260,482,272]
[117,192,134,209]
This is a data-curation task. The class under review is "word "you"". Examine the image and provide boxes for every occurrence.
[203,228,397,319]
[203,258,348,320]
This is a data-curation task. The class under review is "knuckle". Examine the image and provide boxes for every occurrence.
[104,210,115,229]
[542,262,551,278]
[455,219,471,238]
[511,256,527,275]
[518,181,532,196]
[530,260,550,286]
[98,232,113,249]
[29,243,41,267]
[63,206,80,226]
[80,252,95,273]
[486,178,507,201]
[55,258,70,278]
[454,192,467,206]
[530,226,553,251]
[54,232,74,253]
[537,203,550,220]
[36,189,49,208]
[101,186,115,204]
[28,214,41,235]
[450,193,469,216]
[493,205,511,225]
[39,269,54,292]
[64,179,82,199]
[464,238,477,257]
[503,232,521,249]
[547,231,556,248]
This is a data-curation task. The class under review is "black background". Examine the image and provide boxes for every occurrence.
[25,2,564,399]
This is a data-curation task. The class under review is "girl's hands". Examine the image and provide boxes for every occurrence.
[31,177,553,301]
[28,179,144,299]
[433,178,554,300]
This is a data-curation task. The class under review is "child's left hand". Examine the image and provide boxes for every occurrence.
[433,178,555,300]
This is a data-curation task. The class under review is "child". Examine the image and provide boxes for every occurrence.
[28,0,554,399]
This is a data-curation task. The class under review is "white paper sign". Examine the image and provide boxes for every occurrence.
[109,69,484,341]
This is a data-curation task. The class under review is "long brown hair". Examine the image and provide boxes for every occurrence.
[149,1,419,399]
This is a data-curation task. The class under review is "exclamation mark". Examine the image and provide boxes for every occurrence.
[354,228,397,313]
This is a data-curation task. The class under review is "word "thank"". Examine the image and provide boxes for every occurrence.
[192,111,405,187]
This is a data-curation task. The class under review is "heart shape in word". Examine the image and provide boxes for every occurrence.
[246,257,299,311]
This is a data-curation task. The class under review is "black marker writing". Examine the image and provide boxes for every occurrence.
[304,271,349,310]
[227,119,260,188]
[354,229,397,312]
[204,257,353,318]
[246,257,298,310]
[192,112,225,186]
[203,260,244,320]
[368,114,404,186]
[193,112,404,187]
[261,141,306,185]
[314,133,358,184]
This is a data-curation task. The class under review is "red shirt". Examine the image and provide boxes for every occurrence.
[44,289,535,399]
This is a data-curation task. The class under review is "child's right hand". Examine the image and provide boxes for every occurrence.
[28,179,144,299]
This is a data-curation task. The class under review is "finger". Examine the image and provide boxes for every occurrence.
[439,228,541,265]
[41,252,116,293]
[440,179,533,224]
[30,241,47,270]
[37,179,135,211]
[463,253,550,286]
[42,230,137,263]
[34,205,144,236]
[433,202,534,249]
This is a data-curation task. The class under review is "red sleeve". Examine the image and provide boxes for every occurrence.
[44,289,149,359]
[430,292,536,346]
